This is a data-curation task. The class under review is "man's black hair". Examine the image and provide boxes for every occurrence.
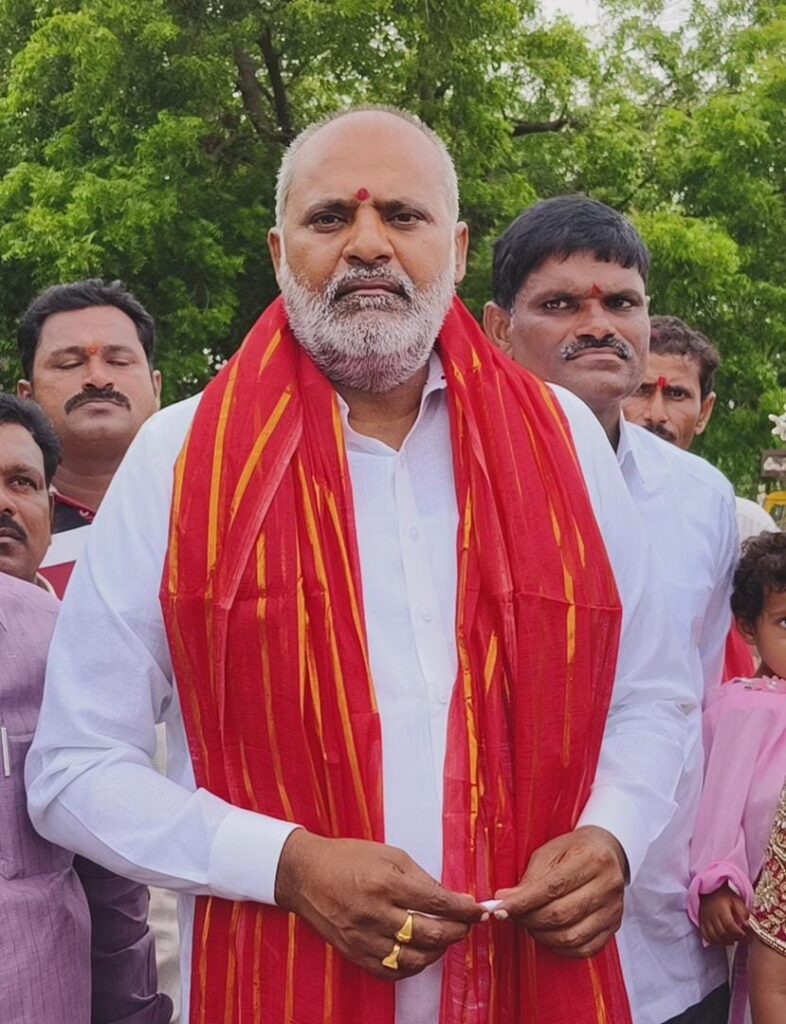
[491,195,651,311]
[649,315,721,400]
[18,278,156,380]
[0,393,62,485]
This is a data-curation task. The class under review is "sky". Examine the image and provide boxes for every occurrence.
[541,0,692,28]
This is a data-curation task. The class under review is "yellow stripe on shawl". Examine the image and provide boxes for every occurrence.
[223,902,241,1022]
[285,915,297,1024]
[197,898,213,1024]
[256,533,296,820]
[252,910,264,1020]
[589,960,609,1024]
[207,359,239,576]
[297,459,375,840]
[457,490,480,855]
[323,945,335,1024]
[229,387,294,523]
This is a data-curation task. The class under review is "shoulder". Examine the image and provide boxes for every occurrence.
[123,393,204,476]
[0,574,59,632]
[626,421,735,507]
[706,677,786,716]
[735,496,779,541]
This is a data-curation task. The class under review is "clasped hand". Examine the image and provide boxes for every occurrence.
[274,825,627,981]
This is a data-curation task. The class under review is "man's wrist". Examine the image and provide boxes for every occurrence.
[274,826,310,911]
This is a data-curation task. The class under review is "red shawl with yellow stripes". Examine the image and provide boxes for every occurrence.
[161,296,629,1024]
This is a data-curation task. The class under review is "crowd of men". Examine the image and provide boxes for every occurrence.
[0,106,780,1024]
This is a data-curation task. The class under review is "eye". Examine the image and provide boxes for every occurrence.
[108,359,132,366]
[310,213,347,229]
[543,298,575,311]
[635,384,655,397]
[389,211,423,226]
[56,360,82,370]
[607,296,634,310]
[10,475,38,491]
[666,387,688,401]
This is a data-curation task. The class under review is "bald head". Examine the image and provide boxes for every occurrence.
[275,107,459,228]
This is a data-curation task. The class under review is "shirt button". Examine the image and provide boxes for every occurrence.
[421,607,434,623]
[408,526,419,541]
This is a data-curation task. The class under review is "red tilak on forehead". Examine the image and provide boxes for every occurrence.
[86,345,100,356]
[588,284,604,297]
[656,375,668,390]
[355,187,371,202]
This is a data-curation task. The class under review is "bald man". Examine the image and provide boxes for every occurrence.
[28,108,694,1024]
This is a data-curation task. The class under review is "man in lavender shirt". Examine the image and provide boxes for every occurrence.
[0,393,171,1023]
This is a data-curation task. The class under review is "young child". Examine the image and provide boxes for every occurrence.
[689,530,786,1022]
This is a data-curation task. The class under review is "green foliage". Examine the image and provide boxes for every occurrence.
[0,0,783,490]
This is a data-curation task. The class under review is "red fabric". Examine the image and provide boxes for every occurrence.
[161,297,629,1024]
[724,624,755,682]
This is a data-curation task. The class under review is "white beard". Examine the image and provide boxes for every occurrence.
[279,256,456,393]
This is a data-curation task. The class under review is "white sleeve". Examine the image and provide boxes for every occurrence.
[25,404,298,906]
[698,489,737,699]
[551,387,697,881]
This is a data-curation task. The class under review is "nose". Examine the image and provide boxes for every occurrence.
[0,483,20,516]
[82,359,114,392]
[342,206,394,268]
[574,299,616,341]
[644,388,668,424]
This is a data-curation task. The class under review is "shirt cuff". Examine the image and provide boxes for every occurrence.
[577,783,670,883]
[208,807,301,906]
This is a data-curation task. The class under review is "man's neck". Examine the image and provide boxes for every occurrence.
[53,456,123,512]
[594,405,622,451]
[335,364,430,451]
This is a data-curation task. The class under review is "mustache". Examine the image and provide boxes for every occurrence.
[561,335,633,361]
[0,512,27,544]
[642,421,677,443]
[326,267,414,304]
[64,388,131,415]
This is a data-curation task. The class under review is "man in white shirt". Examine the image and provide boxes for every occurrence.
[484,196,737,1024]
[622,314,779,544]
[28,109,694,1024]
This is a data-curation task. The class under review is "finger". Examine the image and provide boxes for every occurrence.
[495,859,599,916]
[719,907,747,940]
[399,867,484,924]
[375,908,471,952]
[731,899,750,929]
[513,880,615,931]
[528,904,622,953]
[369,936,446,980]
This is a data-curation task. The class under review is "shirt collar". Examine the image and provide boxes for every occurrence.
[617,415,669,493]
[336,349,447,453]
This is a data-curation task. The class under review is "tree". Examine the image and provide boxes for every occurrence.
[0,0,783,491]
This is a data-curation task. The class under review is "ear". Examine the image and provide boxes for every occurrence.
[151,369,163,408]
[483,302,512,356]
[694,391,716,437]
[735,614,757,646]
[268,228,283,285]
[17,379,33,399]
[453,222,470,285]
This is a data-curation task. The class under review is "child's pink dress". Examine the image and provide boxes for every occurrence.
[688,676,786,1023]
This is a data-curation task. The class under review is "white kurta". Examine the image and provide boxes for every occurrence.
[27,354,695,1023]
[615,418,738,1024]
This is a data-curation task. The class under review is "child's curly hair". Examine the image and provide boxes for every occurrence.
[731,530,786,625]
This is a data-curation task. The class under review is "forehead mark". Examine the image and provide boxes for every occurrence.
[355,187,371,202]
[588,285,604,297]
[656,376,668,390]
[86,345,100,356]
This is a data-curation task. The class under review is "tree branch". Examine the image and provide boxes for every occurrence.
[234,47,289,145]
[512,115,583,137]
[258,26,293,144]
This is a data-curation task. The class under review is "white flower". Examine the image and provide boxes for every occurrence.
[770,409,786,442]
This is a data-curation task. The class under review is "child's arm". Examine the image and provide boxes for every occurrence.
[697,882,749,945]
[750,936,786,1024]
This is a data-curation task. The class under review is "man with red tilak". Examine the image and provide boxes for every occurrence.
[485,197,738,1024]
[29,109,692,1024]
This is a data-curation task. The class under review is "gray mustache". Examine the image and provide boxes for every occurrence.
[561,336,633,361]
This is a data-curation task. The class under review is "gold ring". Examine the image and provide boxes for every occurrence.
[381,941,402,971]
[395,913,414,945]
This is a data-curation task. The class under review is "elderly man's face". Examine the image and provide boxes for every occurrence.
[269,112,468,392]
[0,424,51,583]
